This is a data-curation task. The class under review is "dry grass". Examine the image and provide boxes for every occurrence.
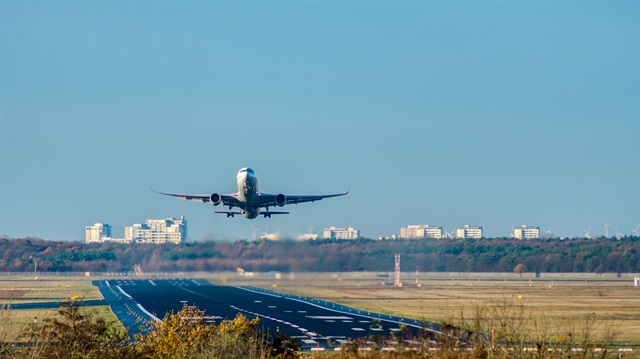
[0,277,102,304]
[223,272,640,345]
[0,277,123,341]
[0,306,123,341]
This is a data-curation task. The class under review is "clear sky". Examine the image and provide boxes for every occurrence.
[1,1,638,241]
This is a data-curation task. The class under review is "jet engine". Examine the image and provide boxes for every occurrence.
[275,193,286,207]
[209,193,223,206]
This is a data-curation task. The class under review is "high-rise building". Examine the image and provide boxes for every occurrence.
[323,226,360,240]
[85,223,111,243]
[125,216,187,244]
[399,225,443,239]
[455,224,483,239]
[513,225,540,240]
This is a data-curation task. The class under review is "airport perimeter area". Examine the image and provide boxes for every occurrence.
[1,272,639,355]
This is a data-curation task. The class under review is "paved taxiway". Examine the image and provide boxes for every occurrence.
[96,279,439,350]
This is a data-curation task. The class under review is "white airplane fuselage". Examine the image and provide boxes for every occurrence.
[236,168,260,219]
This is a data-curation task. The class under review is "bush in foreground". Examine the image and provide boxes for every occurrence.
[137,304,298,359]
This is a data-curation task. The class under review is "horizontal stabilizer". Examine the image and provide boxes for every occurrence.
[262,211,289,218]
[215,211,242,218]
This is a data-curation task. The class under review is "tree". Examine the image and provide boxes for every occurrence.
[136,304,217,359]
[21,300,139,359]
[514,263,528,277]
[135,304,299,359]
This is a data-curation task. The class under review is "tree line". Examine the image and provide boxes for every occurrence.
[0,236,638,274]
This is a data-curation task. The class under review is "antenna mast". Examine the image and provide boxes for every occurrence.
[394,253,402,287]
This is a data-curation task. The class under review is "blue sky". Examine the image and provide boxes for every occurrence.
[1,1,638,241]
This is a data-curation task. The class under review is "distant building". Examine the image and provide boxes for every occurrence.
[455,224,483,239]
[513,225,540,240]
[298,233,319,241]
[125,216,187,244]
[85,223,111,243]
[259,232,280,241]
[86,217,187,244]
[323,226,360,240]
[399,225,443,239]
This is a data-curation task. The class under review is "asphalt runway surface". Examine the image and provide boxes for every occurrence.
[96,279,440,351]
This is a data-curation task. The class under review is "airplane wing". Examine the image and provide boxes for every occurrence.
[153,190,243,208]
[257,191,349,208]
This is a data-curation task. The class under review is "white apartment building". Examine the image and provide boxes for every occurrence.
[513,225,540,240]
[85,223,112,243]
[125,216,187,244]
[456,224,483,239]
[399,225,443,239]
[323,226,360,240]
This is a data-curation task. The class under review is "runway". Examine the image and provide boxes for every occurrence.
[95,278,440,351]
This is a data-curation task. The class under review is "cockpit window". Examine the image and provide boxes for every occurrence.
[238,168,255,176]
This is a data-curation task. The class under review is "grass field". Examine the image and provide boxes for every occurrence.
[0,277,123,340]
[0,277,102,303]
[222,272,640,346]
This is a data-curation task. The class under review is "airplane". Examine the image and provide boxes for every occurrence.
[154,167,348,218]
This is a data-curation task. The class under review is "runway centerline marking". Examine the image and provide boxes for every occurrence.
[229,305,327,339]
